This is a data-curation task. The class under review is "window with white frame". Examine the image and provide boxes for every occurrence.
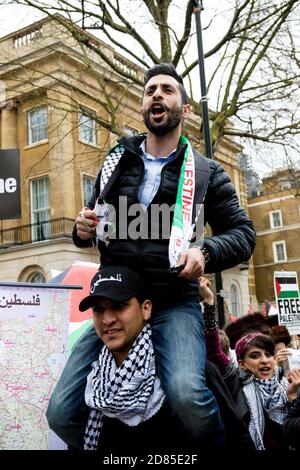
[269,210,282,228]
[30,177,50,242]
[230,283,241,317]
[28,107,48,145]
[82,175,95,207]
[79,109,97,145]
[273,240,287,263]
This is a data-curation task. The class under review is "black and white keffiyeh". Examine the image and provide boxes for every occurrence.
[239,370,289,450]
[84,324,165,450]
[99,144,124,194]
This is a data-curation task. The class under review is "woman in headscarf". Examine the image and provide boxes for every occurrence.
[199,277,300,450]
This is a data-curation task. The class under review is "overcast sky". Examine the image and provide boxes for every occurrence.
[1,2,298,177]
[0,1,225,101]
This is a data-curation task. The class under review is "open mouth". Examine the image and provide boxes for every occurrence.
[259,367,272,376]
[104,329,121,336]
[150,103,166,121]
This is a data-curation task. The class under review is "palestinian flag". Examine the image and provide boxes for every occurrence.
[275,275,299,299]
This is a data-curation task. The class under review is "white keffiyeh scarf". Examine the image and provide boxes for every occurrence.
[239,370,289,450]
[84,324,165,450]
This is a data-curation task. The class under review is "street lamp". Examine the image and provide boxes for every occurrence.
[192,0,226,328]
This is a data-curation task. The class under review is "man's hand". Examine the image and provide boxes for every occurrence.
[275,347,291,377]
[75,208,98,240]
[275,348,292,367]
[178,248,205,280]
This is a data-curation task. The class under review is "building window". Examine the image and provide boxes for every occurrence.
[230,283,241,317]
[82,175,95,207]
[28,107,48,144]
[273,241,287,263]
[30,177,50,242]
[269,210,282,229]
[27,272,46,283]
[280,180,291,190]
[79,109,97,145]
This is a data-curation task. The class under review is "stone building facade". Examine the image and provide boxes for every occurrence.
[0,16,255,320]
[248,169,300,307]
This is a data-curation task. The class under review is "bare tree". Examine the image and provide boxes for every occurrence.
[0,12,143,180]
[1,0,300,173]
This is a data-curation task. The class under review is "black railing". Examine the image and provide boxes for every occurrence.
[0,218,74,249]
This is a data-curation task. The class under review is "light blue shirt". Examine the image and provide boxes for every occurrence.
[138,140,176,208]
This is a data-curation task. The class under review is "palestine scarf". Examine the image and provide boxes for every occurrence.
[239,370,289,450]
[94,135,199,268]
[84,324,165,450]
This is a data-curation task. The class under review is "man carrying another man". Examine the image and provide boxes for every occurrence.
[55,265,253,453]
[47,63,255,449]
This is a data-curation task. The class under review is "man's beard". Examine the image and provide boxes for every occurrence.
[142,103,183,136]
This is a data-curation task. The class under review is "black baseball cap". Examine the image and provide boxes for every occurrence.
[79,266,146,312]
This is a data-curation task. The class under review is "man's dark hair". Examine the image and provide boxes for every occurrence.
[238,333,275,360]
[270,325,291,347]
[224,312,271,349]
[144,63,189,104]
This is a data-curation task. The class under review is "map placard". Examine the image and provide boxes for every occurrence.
[0,284,71,450]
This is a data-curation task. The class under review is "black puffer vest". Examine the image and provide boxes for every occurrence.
[74,134,256,306]
[98,135,204,307]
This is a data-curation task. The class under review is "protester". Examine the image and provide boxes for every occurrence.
[74,265,186,453]
[270,325,292,352]
[47,63,255,449]
[224,312,271,350]
[199,276,300,450]
[270,325,293,379]
[48,266,252,452]
[219,329,231,359]
[282,369,300,450]
[200,277,249,421]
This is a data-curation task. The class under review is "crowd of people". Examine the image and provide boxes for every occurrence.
[47,266,300,453]
[45,63,299,453]
[199,276,300,451]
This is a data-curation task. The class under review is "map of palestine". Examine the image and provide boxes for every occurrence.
[0,285,70,449]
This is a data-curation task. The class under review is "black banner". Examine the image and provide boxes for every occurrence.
[0,149,21,219]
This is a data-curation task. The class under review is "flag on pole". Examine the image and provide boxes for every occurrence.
[263,301,267,317]
[263,300,278,317]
